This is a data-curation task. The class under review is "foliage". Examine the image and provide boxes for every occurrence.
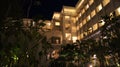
[0,17,51,67]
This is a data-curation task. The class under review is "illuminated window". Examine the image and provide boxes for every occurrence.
[80,33,83,39]
[72,36,77,43]
[82,9,85,15]
[85,4,89,10]
[64,16,70,20]
[93,23,98,31]
[79,23,83,28]
[87,15,91,21]
[83,19,86,25]
[55,22,60,26]
[71,17,76,23]
[72,26,76,33]
[115,7,120,16]
[96,4,102,12]
[88,27,93,34]
[78,13,81,18]
[65,33,71,40]
[91,10,96,18]
[89,0,94,5]
[78,35,81,40]
[102,0,110,6]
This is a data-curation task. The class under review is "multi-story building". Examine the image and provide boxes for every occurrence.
[76,0,120,41]
[51,0,120,44]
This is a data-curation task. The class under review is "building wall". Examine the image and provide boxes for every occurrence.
[76,0,120,40]
[51,0,120,44]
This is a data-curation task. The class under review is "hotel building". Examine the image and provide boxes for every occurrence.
[51,0,120,45]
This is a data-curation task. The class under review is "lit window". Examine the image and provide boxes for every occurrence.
[78,13,81,18]
[93,23,98,31]
[102,0,110,6]
[80,33,83,39]
[87,15,91,21]
[82,9,85,15]
[55,22,60,26]
[78,35,81,40]
[72,36,77,43]
[71,17,76,23]
[65,33,71,40]
[89,0,94,5]
[91,10,96,18]
[72,26,76,32]
[83,19,86,25]
[79,23,83,28]
[96,4,102,12]
[115,7,120,16]
[88,27,93,34]
[65,16,70,19]
[85,4,89,10]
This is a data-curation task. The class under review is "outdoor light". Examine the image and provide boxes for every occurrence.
[103,36,107,39]
[32,21,35,26]
[89,64,93,67]
[101,19,105,25]
[93,54,97,59]
[117,7,120,14]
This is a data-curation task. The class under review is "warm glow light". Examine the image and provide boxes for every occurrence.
[32,21,35,26]
[101,20,105,25]
[78,13,81,17]
[53,13,61,20]
[87,15,91,21]
[47,22,51,26]
[91,10,96,18]
[82,9,85,14]
[79,23,82,28]
[66,33,71,40]
[117,7,120,13]
[64,8,76,13]
[72,26,76,32]
[89,0,94,5]
[89,64,93,67]
[63,6,76,16]
[55,22,60,26]
[76,0,84,9]
[103,0,110,6]
[65,16,70,19]
[81,33,83,39]
[93,23,98,31]
[97,4,102,12]
[88,27,93,34]
[51,50,59,59]
[116,7,120,16]
[83,19,86,25]
[93,54,97,58]
[72,36,77,43]
[71,17,76,23]
[85,4,89,10]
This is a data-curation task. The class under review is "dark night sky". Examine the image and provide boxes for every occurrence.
[28,0,79,20]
